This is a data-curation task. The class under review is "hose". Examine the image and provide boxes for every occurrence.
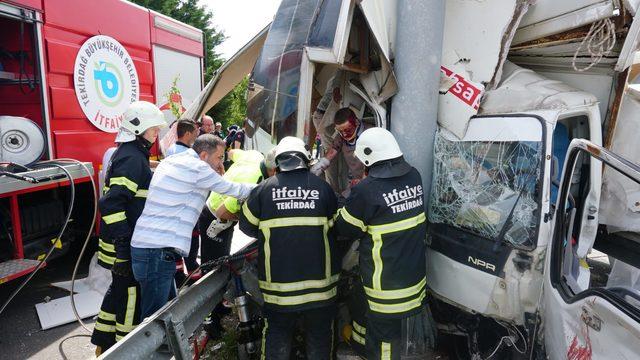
[0,163,75,317]
[42,159,97,333]
[0,159,97,335]
[572,18,616,72]
[177,244,259,293]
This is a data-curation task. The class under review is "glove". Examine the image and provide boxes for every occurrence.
[310,157,330,176]
[111,259,132,277]
[207,218,234,239]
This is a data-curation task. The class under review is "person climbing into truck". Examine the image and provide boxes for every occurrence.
[311,107,372,197]
[334,127,436,360]
[91,101,166,355]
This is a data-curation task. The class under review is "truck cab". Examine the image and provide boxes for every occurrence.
[427,61,604,348]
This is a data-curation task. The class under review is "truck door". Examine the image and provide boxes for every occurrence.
[542,139,640,359]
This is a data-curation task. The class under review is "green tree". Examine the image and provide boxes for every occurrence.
[131,0,249,127]
[209,77,248,129]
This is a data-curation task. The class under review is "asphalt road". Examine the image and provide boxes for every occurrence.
[0,247,97,360]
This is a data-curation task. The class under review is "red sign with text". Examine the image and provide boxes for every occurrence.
[440,66,482,110]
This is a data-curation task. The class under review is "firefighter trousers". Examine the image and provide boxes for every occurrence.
[91,271,141,349]
[365,306,437,360]
[261,306,336,360]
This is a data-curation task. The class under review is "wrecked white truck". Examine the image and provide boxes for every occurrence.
[177,0,640,359]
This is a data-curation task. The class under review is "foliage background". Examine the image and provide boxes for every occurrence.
[130,0,248,129]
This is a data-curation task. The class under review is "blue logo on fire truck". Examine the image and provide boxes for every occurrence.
[94,61,124,107]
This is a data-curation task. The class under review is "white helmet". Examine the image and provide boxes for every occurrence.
[115,101,166,143]
[275,136,312,171]
[275,136,312,161]
[355,127,403,166]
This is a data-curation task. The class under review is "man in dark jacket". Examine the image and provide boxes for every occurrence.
[239,137,340,360]
[334,127,436,360]
[91,101,166,355]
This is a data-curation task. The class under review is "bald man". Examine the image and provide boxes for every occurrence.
[200,115,214,136]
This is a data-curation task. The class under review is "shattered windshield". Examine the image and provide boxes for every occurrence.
[429,130,543,248]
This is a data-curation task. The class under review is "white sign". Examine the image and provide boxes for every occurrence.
[74,35,139,133]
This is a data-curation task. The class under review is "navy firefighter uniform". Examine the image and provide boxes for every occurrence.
[334,127,436,360]
[239,136,340,360]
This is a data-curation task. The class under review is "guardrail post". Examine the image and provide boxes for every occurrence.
[161,312,191,360]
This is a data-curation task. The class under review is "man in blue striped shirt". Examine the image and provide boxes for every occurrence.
[130,134,255,318]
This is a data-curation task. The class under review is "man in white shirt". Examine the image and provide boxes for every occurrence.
[130,134,255,318]
[164,119,202,284]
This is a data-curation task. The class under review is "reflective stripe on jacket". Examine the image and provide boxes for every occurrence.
[98,140,152,268]
[207,149,264,214]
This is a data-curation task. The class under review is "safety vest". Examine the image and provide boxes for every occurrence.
[239,169,340,312]
[97,140,152,268]
[335,166,427,318]
[207,149,265,214]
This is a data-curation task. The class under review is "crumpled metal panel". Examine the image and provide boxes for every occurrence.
[600,84,640,232]
[437,0,533,139]
[359,0,397,60]
[429,129,543,247]
[513,0,617,45]
[624,0,640,15]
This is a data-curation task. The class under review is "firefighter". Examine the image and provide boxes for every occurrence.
[334,127,436,360]
[202,147,277,258]
[91,101,166,355]
[239,137,340,360]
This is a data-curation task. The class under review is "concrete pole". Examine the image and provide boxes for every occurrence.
[390,0,445,199]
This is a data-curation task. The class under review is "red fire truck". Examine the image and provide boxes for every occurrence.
[0,0,204,284]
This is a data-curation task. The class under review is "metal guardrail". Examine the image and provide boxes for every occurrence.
[99,266,231,360]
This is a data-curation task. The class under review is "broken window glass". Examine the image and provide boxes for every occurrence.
[246,0,322,142]
[429,130,543,248]
[308,0,342,48]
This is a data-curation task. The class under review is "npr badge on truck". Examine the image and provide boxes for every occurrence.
[74,35,140,133]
